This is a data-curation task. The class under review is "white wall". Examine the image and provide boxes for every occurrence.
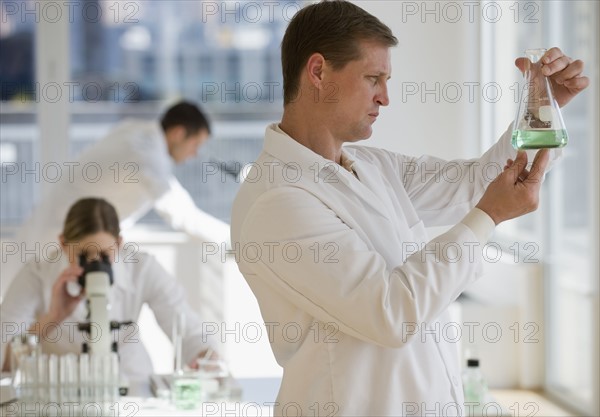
[357,1,482,160]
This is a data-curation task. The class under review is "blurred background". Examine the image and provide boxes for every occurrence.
[1,1,598,415]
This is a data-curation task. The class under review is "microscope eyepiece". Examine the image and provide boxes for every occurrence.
[78,253,114,287]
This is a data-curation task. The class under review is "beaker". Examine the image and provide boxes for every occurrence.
[512,48,568,149]
[172,371,201,410]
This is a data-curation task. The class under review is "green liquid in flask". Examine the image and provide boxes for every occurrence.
[511,129,568,150]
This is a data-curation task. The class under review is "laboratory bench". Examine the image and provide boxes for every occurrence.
[115,388,578,417]
[1,377,579,416]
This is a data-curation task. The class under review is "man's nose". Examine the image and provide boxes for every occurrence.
[376,83,390,106]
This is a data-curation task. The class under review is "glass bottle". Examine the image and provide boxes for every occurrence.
[462,358,488,405]
[512,48,568,149]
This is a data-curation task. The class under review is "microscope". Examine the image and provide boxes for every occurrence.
[76,253,132,355]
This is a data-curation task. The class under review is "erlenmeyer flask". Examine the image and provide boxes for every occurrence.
[512,48,568,149]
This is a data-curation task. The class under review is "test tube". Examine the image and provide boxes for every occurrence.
[79,353,91,405]
[48,354,59,403]
[91,353,106,404]
[20,356,36,402]
[100,354,113,404]
[59,354,78,403]
[109,352,119,403]
[36,353,48,403]
[9,336,23,386]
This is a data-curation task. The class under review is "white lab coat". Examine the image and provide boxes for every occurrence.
[231,124,560,416]
[2,119,229,296]
[0,249,214,390]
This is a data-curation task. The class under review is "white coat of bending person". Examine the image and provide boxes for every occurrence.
[230,1,589,416]
[2,101,229,295]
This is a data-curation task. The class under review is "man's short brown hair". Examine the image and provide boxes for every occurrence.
[281,0,398,105]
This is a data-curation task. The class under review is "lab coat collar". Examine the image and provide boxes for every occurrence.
[265,124,373,186]
[339,151,357,175]
[264,124,391,221]
[264,123,333,174]
[339,156,393,221]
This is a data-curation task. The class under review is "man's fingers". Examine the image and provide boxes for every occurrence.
[551,59,584,85]
[515,57,529,75]
[542,55,572,77]
[563,75,590,91]
[530,148,550,171]
[518,167,530,182]
[504,151,528,183]
[541,47,565,65]
[526,149,551,183]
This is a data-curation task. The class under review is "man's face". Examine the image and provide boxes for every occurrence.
[169,128,209,163]
[322,41,391,142]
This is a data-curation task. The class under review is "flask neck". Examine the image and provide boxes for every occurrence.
[526,48,547,64]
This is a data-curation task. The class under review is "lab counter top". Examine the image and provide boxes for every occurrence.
[113,389,578,417]
[0,377,281,416]
[0,384,578,417]
[102,397,272,417]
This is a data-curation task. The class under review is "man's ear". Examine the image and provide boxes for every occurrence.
[306,52,326,88]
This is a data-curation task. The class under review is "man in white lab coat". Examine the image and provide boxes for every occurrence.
[2,101,229,295]
[230,2,589,416]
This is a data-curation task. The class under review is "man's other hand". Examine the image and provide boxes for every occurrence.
[476,149,550,225]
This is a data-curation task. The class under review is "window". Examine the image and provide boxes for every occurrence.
[1,0,37,227]
[1,0,302,229]
[482,1,599,414]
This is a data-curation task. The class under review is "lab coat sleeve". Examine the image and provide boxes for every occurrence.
[0,263,44,369]
[394,124,562,226]
[238,186,487,349]
[141,254,218,365]
[153,176,231,245]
